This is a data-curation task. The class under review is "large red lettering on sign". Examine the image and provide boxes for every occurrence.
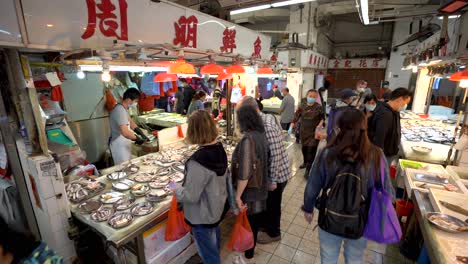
[359,59,367,68]
[82,0,128,40]
[173,15,198,48]
[252,37,262,58]
[344,60,352,68]
[220,28,236,53]
[333,59,340,68]
[372,58,381,68]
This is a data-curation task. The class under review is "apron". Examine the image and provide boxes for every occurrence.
[300,103,323,147]
[109,106,132,165]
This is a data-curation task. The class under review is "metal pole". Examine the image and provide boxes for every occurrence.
[446,85,467,165]
[226,79,233,137]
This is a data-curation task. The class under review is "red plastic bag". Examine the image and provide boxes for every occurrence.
[226,209,254,252]
[165,196,191,241]
[105,88,117,111]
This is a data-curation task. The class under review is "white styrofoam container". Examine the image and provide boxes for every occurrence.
[147,233,192,264]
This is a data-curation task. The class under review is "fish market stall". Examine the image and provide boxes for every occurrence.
[413,189,468,264]
[400,113,459,164]
[137,112,187,128]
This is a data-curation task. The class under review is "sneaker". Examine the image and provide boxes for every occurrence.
[233,254,254,264]
[299,163,306,169]
[257,231,281,244]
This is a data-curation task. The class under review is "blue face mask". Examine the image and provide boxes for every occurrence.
[365,104,376,111]
[307,97,316,104]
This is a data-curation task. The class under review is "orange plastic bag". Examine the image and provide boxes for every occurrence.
[165,196,191,241]
[226,209,254,252]
[105,88,117,111]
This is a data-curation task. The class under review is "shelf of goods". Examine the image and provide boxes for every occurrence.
[137,113,187,128]
[400,113,459,165]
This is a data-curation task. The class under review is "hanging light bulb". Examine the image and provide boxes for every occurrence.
[101,70,111,82]
[76,70,85,79]
[460,79,468,88]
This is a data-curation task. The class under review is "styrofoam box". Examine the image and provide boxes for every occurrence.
[143,220,190,260]
[147,232,192,264]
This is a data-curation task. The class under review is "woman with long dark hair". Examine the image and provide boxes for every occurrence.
[231,105,270,264]
[302,108,394,263]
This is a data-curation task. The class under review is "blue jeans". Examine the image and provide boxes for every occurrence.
[191,225,221,264]
[318,228,367,264]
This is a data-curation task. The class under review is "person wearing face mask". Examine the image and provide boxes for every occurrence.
[369,88,412,163]
[290,90,325,177]
[352,80,371,107]
[109,88,148,165]
[363,94,378,139]
[187,91,206,117]
[327,89,357,139]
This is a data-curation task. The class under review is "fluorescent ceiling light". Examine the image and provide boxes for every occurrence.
[79,65,168,72]
[230,4,271,15]
[438,15,461,19]
[271,0,315,8]
[359,0,370,25]
[257,74,280,78]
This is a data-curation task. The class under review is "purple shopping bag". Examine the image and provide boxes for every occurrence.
[364,157,402,244]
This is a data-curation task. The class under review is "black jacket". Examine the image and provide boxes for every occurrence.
[369,102,401,156]
[182,86,195,113]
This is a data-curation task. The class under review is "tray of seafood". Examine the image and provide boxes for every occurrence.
[66,180,106,203]
[122,163,140,175]
[107,171,128,181]
[133,173,155,183]
[78,199,102,214]
[100,191,126,204]
[130,184,150,197]
[112,179,136,191]
[91,206,115,222]
[114,195,136,211]
[108,212,133,229]
[146,189,169,203]
[149,176,170,189]
[130,202,154,216]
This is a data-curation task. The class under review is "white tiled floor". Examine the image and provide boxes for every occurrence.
[189,144,415,264]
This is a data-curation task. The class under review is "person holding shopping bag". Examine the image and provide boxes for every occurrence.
[231,104,270,264]
[302,108,395,263]
[170,110,228,264]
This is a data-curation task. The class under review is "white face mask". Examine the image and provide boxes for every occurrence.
[365,104,376,111]
[357,88,365,93]
[399,104,407,112]
[129,102,138,108]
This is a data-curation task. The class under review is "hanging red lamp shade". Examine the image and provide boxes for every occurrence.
[200,63,224,75]
[257,66,274,74]
[168,59,196,74]
[217,73,233,80]
[154,72,178,83]
[449,69,468,81]
[226,64,245,74]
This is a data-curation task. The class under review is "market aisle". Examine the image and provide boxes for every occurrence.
[186,143,415,264]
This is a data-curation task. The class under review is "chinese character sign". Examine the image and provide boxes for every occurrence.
[333,59,340,68]
[173,15,198,48]
[359,59,367,68]
[344,60,352,68]
[372,58,381,68]
[252,37,262,58]
[82,0,128,40]
[220,28,236,53]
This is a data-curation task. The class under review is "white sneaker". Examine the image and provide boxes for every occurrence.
[232,254,255,264]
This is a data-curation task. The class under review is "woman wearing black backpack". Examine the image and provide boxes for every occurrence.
[302,108,395,263]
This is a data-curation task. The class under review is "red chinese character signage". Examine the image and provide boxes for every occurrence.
[173,15,198,48]
[344,59,352,68]
[82,0,128,40]
[359,59,367,68]
[372,58,381,67]
[333,59,340,68]
[252,37,262,58]
[220,28,236,53]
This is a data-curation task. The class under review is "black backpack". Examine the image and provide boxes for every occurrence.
[317,160,369,239]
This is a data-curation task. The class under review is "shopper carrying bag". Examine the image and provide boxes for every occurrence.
[226,208,254,252]
[165,196,191,241]
[364,157,402,244]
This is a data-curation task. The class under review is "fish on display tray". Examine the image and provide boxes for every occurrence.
[78,199,102,214]
[149,181,168,189]
[123,164,140,174]
[133,174,155,183]
[130,202,154,216]
[91,206,115,222]
[131,184,150,196]
[100,191,125,204]
[171,172,184,183]
[427,212,468,233]
[108,212,133,229]
[114,195,136,211]
[172,163,185,172]
[156,168,173,177]
[146,190,168,202]
[107,171,128,181]
[112,181,132,191]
